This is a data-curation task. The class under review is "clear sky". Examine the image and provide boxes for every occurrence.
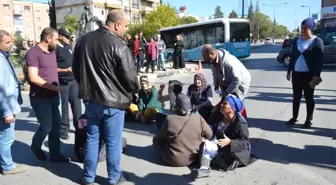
[32,0,322,31]
[164,0,321,31]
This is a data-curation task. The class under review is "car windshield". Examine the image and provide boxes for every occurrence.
[323,30,336,46]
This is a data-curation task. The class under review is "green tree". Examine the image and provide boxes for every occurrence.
[48,0,57,29]
[253,12,273,40]
[128,4,180,39]
[213,5,224,18]
[275,25,288,38]
[60,14,80,34]
[179,16,198,24]
[228,10,238,18]
[247,0,254,20]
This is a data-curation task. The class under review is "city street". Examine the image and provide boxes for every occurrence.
[1,44,335,185]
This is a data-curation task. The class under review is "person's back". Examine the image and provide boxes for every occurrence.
[73,27,139,108]
[162,113,212,167]
[73,10,139,185]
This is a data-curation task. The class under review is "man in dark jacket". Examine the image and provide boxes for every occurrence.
[73,10,139,185]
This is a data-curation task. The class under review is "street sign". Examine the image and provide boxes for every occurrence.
[312,13,318,20]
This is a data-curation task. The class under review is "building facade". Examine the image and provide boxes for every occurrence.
[321,0,336,28]
[55,0,160,31]
[0,0,50,42]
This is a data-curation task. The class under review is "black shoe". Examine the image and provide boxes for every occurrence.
[50,154,71,163]
[80,178,94,185]
[286,118,298,125]
[162,69,167,71]
[301,121,312,129]
[60,133,69,140]
[110,174,127,185]
[31,149,48,161]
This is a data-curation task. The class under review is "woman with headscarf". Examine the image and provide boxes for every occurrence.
[286,18,324,128]
[153,93,213,167]
[192,95,250,178]
[133,75,162,123]
[173,34,185,69]
[187,73,213,120]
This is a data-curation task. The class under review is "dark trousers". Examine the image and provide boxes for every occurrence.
[30,96,61,158]
[60,80,82,134]
[292,71,315,121]
[145,55,156,73]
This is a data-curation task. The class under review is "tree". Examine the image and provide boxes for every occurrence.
[48,0,57,29]
[248,0,254,20]
[255,0,260,13]
[179,16,198,24]
[213,5,224,18]
[252,12,273,41]
[60,14,80,34]
[229,10,238,18]
[275,25,288,38]
[128,4,180,39]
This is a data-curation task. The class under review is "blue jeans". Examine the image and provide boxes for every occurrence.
[30,96,61,158]
[158,53,166,70]
[135,55,141,73]
[0,119,15,172]
[83,101,125,184]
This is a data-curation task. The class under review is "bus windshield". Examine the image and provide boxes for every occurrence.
[230,22,250,42]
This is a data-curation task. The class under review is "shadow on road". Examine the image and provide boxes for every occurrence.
[122,171,194,185]
[124,144,167,166]
[250,138,336,171]
[247,91,336,105]
[20,106,36,117]
[249,44,281,54]
[248,117,336,139]
[15,119,39,133]
[250,85,336,93]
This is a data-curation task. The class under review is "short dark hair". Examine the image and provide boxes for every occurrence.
[0,30,10,42]
[40,27,57,42]
[202,45,216,55]
[106,10,125,25]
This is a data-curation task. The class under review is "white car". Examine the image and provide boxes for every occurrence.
[264,38,271,44]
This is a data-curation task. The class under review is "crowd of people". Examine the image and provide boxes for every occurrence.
[0,7,324,185]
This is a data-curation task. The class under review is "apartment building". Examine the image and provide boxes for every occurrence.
[55,0,160,30]
[0,0,50,42]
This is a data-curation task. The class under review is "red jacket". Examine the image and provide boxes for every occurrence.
[147,41,158,61]
[133,40,139,56]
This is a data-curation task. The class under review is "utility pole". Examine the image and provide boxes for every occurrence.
[242,0,245,18]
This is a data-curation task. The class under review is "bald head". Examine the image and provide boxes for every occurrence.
[202,44,217,63]
[106,10,129,38]
[106,10,125,25]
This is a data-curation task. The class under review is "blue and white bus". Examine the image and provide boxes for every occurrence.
[159,18,251,61]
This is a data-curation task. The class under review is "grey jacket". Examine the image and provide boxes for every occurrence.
[0,52,22,117]
[211,49,251,100]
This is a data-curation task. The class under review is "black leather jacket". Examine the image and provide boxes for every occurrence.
[73,27,140,109]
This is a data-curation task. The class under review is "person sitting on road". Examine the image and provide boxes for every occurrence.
[192,94,251,178]
[158,80,183,111]
[134,75,162,123]
[187,73,213,120]
[153,93,213,167]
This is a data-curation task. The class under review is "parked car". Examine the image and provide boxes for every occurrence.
[277,47,292,67]
[282,39,293,48]
[264,38,271,44]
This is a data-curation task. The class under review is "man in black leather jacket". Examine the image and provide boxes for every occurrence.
[73,10,139,185]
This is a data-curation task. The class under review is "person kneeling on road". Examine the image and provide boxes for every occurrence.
[153,93,213,167]
[133,75,163,123]
[192,95,251,178]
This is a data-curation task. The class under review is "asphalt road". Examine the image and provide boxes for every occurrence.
[2,44,336,185]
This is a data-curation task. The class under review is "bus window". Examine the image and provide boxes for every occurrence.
[230,22,250,42]
[215,26,225,43]
[196,29,204,47]
[204,26,216,44]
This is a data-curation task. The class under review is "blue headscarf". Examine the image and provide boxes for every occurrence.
[301,18,315,32]
[224,94,246,123]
